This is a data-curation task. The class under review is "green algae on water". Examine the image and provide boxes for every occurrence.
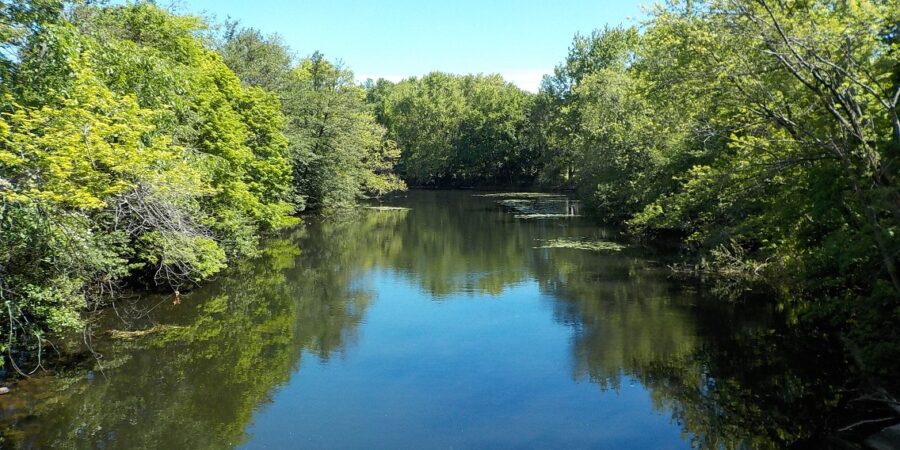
[514,214,582,219]
[364,206,412,211]
[534,238,625,252]
[474,192,567,199]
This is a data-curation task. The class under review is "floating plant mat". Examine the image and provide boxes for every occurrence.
[514,214,582,219]
[108,324,186,340]
[485,193,581,220]
[364,206,411,211]
[473,192,567,199]
[534,238,625,252]
[498,199,571,207]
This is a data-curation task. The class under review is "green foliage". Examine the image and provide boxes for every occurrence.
[0,2,409,361]
[218,24,293,92]
[373,72,537,186]
[137,231,226,283]
[0,2,298,365]
[0,0,64,84]
[220,30,405,210]
[286,52,402,209]
[531,26,641,186]
[528,0,900,387]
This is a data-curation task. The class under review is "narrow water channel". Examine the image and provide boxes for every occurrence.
[0,191,854,449]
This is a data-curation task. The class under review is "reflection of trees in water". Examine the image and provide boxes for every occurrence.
[532,251,699,390]
[636,322,860,449]
[0,191,869,448]
[1,230,374,449]
[354,192,866,447]
[534,249,860,447]
[537,250,860,447]
[358,193,699,393]
[353,191,611,297]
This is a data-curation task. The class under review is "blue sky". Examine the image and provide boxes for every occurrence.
[177,0,651,91]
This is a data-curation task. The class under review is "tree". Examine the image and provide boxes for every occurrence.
[0,2,296,367]
[532,26,640,186]
[218,25,293,93]
[220,28,405,210]
[545,0,900,385]
[374,72,536,186]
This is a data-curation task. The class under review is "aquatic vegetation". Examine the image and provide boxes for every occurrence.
[534,238,624,252]
[107,324,186,340]
[493,196,581,220]
[474,193,567,199]
[514,214,582,220]
[364,206,412,212]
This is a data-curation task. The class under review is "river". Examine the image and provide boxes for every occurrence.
[0,191,861,448]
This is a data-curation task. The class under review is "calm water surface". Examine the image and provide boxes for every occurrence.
[0,191,854,449]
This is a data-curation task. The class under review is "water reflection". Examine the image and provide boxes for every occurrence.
[0,190,867,448]
[1,232,372,449]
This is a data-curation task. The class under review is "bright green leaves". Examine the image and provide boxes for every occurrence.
[137,231,227,284]
[238,86,295,226]
[81,3,297,246]
[0,2,409,359]
[2,55,178,210]
[0,2,298,360]
[361,139,406,197]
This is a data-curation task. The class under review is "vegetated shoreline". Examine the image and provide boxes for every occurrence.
[2,189,896,448]
[0,189,704,377]
[5,1,896,386]
[2,0,897,445]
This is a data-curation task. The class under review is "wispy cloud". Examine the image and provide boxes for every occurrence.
[498,69,548,93]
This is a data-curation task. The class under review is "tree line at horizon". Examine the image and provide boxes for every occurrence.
[1,0,898,392]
